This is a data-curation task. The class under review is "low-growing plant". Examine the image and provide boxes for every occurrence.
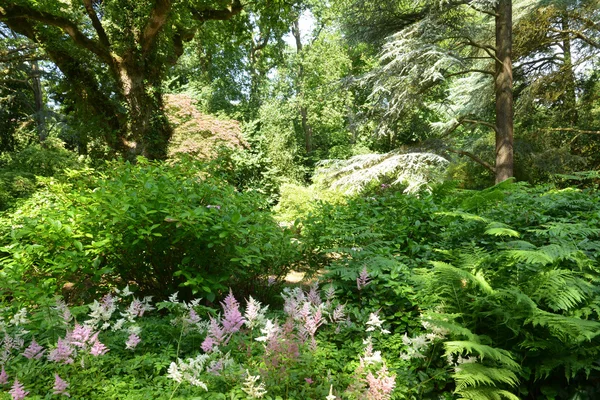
[0,284,407,399]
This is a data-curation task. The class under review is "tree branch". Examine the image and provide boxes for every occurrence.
[460,118,498,133]
[445,69,494,78]
[549,27,600,49]
[82,0,110,48]
[447,148,496,173]
[547,127,600,135]
[0,4,112,63]
[141,0,172,55]
[191,0,243,23]
[467,3,498,17]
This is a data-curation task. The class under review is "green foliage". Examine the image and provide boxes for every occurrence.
[298,180,600,399]
[0,157,300,303]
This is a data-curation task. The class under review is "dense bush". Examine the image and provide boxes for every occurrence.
[0,157,300,304]
[0,139,84,211]
[295,180,600,399]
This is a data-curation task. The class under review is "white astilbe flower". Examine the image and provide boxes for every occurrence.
[9,309,28,326]
[326,385,336,400]
[255,319,279,342]
[242,370,267,399]
[169,292,179,303]
[121,297,154,322]
[111,318,126,331]
[87,295,117,328]
[365,312,390,334]
[244,296,268,329]
[116,285,134,297]
[167,354,209,390]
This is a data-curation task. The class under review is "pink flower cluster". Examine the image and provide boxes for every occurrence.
[201,290,245,353]
[48,324,108,364]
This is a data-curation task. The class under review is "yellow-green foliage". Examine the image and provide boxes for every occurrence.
[274,183,346,222]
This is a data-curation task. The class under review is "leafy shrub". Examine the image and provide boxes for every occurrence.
[299,180,600,398]
[0,157,300,304]
[4,138,83,177]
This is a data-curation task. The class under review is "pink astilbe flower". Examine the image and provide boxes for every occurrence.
[221,290,245,334]
[301,307,324,350]
[48,338,74,364]
[9,379,29,400]
[52,374,70,397]
[89,339,108,356]
[306,284,322,307]
[201,317,226,353]
[186,309,201,324]
[0,366,9,384]
[125,333,141,350]
[68,324,94,348]
[357,267,371,291]
[282,287,306,319]
[22,339,45,360]
[365,365,396,400]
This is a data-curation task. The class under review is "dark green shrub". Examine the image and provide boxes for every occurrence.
[0,157,300,304]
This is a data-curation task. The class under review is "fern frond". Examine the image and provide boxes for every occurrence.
[529,222,600,239]
[529,269,593,311]
[457,246,491,271]
[505,249,553,265]
[457,387,520,400]
[454,364,520,391]
[444,341,520,370]
[527,309,600,343]
[431,261,494,295]
[484,222,520,238]
[436,211,489,223]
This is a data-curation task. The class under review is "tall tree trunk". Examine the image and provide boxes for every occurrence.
[560,12,578,125]
[494,0,514,184]
[30,60,46,142]
[292,17,314,154]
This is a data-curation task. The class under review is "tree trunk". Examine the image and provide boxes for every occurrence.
[116,57,172,160]
[560,13,578,125]
[292,17,314,154]
[30,60,46,142]
[494,0,514,184]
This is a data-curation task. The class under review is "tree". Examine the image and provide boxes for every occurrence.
[341,0,523,183]
[0,25,46,150]
[0,0,276,160]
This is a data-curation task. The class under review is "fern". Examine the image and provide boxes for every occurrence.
[529,269,593,312]
[484,222,520,238]
[431,261,494,295]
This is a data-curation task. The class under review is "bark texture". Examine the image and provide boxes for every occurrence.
[494,0,514,183]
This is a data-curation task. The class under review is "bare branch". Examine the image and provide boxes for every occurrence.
[447,148,496,173]
[0,4,112,63]
[82,0,110,48]
[461,118,498,133]
[445,69,494,78]
[191,0,243,23]
[547,127,600,135]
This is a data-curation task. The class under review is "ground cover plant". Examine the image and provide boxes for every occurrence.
[2,175,600,399]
